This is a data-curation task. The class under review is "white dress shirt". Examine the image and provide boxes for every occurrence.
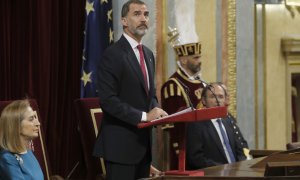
[123,33,149,121]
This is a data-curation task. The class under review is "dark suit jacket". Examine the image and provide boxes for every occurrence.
[93,35,159,164]
[186,116,247,169]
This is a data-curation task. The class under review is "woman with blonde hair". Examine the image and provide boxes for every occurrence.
[0,99,44,179]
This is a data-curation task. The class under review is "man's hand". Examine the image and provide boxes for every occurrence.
[150,165,164,177]
[146,107,168,121]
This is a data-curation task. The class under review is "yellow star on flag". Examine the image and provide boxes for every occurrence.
[107,9,112,22]
[81,70,92,86]
[101,0,108,4]
[109,28,114,43]
[86,1,95,16]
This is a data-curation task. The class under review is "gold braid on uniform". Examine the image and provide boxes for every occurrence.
[177,69,201,84]
[160,78,189,130]
[169,78,190,107]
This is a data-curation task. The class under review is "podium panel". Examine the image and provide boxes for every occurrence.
[138,107,228,176]
[265,161,300,176]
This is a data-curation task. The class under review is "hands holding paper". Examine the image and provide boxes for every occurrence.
[146,107,168,121]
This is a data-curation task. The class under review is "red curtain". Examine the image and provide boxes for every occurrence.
[0,0,86,178]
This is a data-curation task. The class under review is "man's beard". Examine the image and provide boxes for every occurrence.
[189,64,201,74]
[129,24,148,37]
[135,27,148,36]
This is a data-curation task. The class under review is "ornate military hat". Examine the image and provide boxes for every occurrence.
[174,42,201,57]
[168,27,201,57]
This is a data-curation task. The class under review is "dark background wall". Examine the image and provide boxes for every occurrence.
[0,0,87,178]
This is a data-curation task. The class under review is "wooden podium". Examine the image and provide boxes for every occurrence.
[138,106,228,176]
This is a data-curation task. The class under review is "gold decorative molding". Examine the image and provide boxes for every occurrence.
[35,110,50,180]
[288,60,300,65]
[90,108,102,136]
[281,37,300,60]
[227,0,237,117]
[285,0,300,18]
[155,0,167,105]
[89,108,106,175]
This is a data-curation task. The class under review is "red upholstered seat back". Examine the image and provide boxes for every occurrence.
[74,98,105,179]
[0,99,51,180]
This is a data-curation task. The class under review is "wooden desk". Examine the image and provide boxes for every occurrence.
[199,157,265,177]
[148,157,300,179]
[249,150,282,158]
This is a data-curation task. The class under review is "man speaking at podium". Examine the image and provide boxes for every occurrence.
[93,0,167,179]
[186,83,248,169]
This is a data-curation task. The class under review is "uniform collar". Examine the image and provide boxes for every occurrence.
[177,61,201,81]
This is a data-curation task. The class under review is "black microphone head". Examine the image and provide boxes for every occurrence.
[195,76,208,86]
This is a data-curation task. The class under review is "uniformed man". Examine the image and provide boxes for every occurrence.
[161,28,206,170]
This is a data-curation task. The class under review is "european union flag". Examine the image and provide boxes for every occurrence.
[81,0,114,97]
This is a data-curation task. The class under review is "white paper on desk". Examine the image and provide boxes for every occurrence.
[151,107,193,122]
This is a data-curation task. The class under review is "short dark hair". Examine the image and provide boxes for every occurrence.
[121,0,146,17]
[201,84,212,99]
[215,82,228,97]
[201,82,227,99]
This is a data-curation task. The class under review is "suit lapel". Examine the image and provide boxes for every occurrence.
[119,36,149,95]
[207,120,228,160]
[222,118,235,151]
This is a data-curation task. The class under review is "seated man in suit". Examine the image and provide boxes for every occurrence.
[186,82,248,169]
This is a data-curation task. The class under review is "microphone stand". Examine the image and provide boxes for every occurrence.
[66,161,79,179]
[207,85,220,106]
[195,77,220,107]
[195,76,208,87]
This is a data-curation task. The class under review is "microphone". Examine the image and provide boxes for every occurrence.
[195,76,208,87]
[66,161,79,179]
[198,80,221,107]
[207,84,220,106]
[194,76,221,107]
[216,82,229,107]
[175,78,195,110]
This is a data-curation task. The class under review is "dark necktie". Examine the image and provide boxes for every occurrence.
[217,119,236,163]
[137,44,148,92]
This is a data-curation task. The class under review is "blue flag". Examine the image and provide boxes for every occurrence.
[81,0,114,98]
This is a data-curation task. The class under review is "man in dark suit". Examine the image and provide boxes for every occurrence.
[93,0,167,179]
[186,82,248,169]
